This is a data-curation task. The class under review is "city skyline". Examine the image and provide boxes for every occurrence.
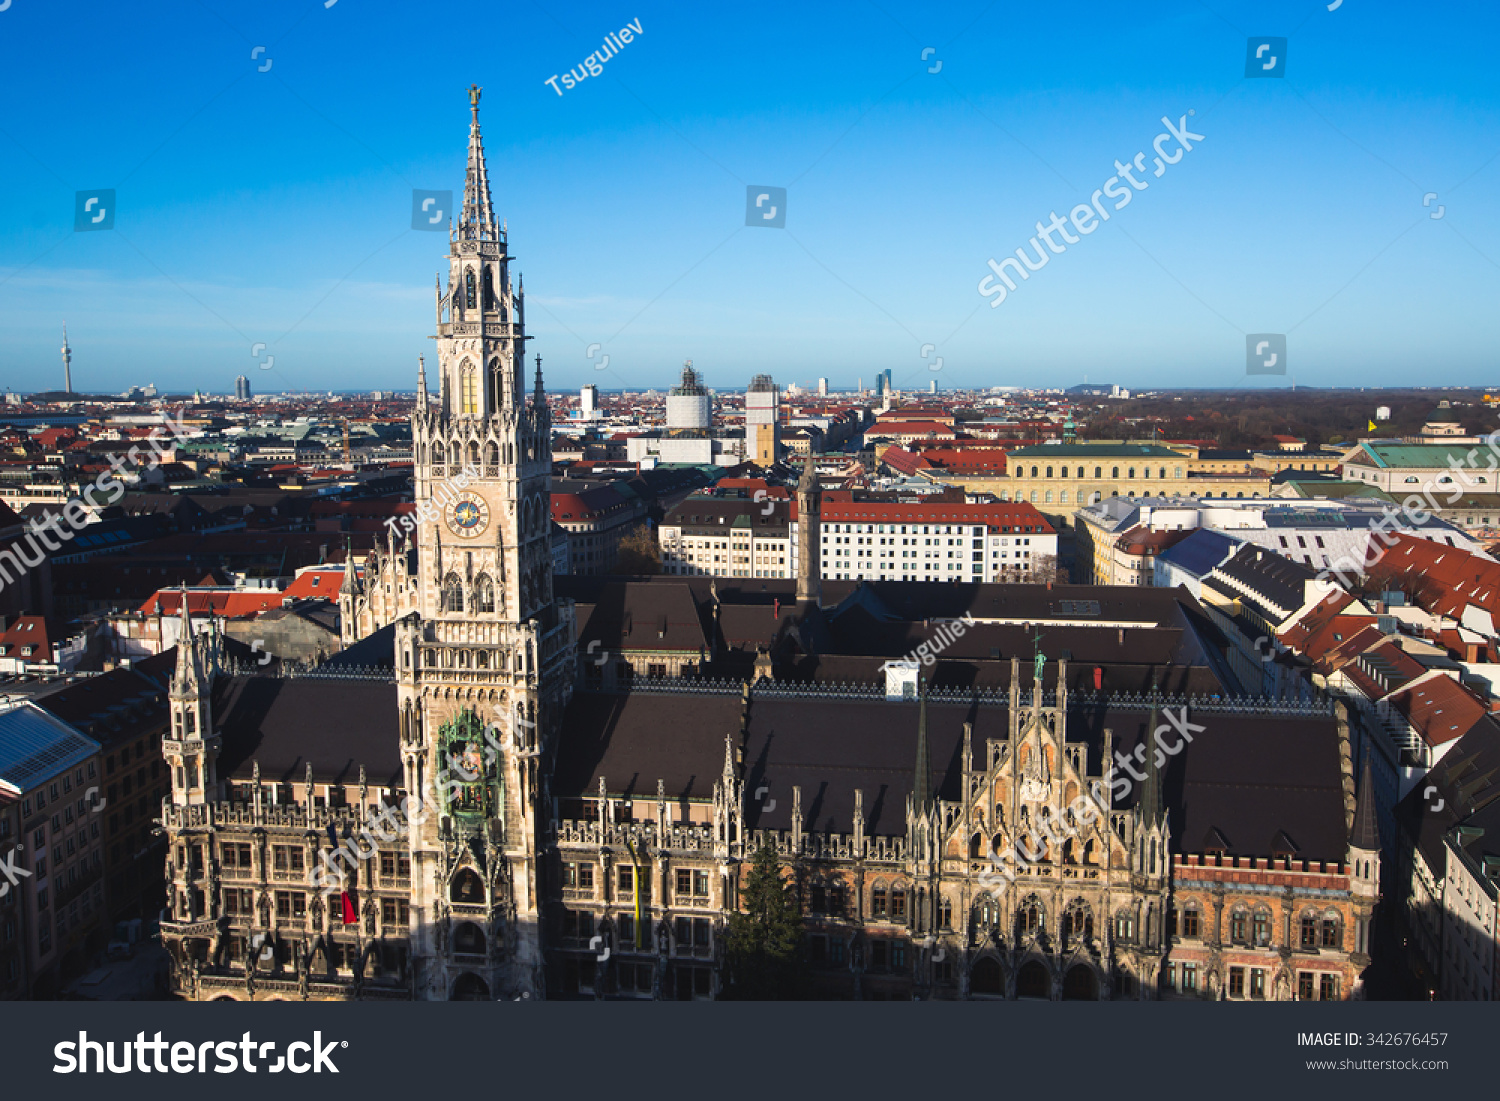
[2,0,1498,395]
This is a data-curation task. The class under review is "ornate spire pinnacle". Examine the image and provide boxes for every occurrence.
[533,353,545,400]
[340,538,359,596]
[458,85,498,242]
[913,678,932,813]
[416,355,428,410]
[1141,684,1163,830]
[1350,756,1379,851]
[171,586,206,698]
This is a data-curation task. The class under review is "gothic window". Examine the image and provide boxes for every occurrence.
[939,897,952,929]
[1300,910,1319,949]
[1230,908,1248,943]
[465,270,477,309]
[1180,902,1200,938]
[441,573,464,612]
[1016,896,1042,938]
[890,884,907,921]
[972,894,998,935]
[1253,908,1271,947]
[1320,911,1341,948]
[474,574,495,613]
[1062,900,1092,944]
[485,441,499,473]
[1114,909,1134,942]
[871,882,887,918]
[461,369,479,416]
[468,440,480,466]
[483,268,495,311]
[451,868,485,904]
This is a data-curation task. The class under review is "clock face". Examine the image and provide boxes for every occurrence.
[446,493,490,538]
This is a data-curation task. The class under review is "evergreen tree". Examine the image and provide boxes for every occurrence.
[724,844,805,999]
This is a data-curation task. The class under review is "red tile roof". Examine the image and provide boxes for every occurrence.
[1388,673,1489,748]
[820,500,1053,533]
[138,589,286,618]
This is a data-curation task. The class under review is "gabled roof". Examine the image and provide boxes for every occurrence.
[1387,673,1489,748]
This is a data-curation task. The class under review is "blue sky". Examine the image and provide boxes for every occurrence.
[1,0,1497,396]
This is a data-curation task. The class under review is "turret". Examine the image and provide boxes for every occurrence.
[166,590,219,806]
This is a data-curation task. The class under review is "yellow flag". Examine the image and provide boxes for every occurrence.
[1367,420,1377,431]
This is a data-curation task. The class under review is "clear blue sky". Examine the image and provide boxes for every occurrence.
[1,0,1497,396]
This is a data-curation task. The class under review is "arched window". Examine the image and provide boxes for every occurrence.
[441,573,464,612]
[1094,466,1102,478]
[1321,911,1341,948]
[483,268,496,311]
[1253,907,1271,947]
[1405,476,1418,483]
[1060,491,1070,504]
[1127,467,1135,479]
[451,868,485,903]
[890,884,907,920]
[1115,909,1134,942]
[1044,491,1053,503]
[1230,906,1248,943]
[1030,491,1038,503]
[1112,466,1119,478]
[940,898,953,929]
[1062,900,1092,944]
[1045,466,1053,478]
[1178,900,1201,938]
[465,270,477,309]
[1300,909,1319,948]
[1159,467,1166,479]
[1016,896,1043,938]
[485,441,499,472]
[872,882,888,918]
[1030,466,1038,478]
[1076,466,1085,478]
[474,574,495,613]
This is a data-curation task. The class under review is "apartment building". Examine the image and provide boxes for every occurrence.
[820,496,1056,582]
[0,702,107,998]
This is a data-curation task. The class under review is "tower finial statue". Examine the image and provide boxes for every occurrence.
[468,83,482,107]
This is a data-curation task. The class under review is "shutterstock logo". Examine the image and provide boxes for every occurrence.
[54,1032,345,1074]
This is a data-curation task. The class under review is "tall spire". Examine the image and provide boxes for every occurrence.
[913,678,932,813]
[171,586,205,698]
[1350,756,1379,851]
[1140,685,1163,830]
[416,355,428,410]
[533,353,545,402]
[458,84,498,242]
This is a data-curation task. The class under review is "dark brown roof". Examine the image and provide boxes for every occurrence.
[555,688,1350,856]
[211,675,401,788]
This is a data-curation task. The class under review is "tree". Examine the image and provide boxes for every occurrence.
[723,844,805,999]
[613,523,661,575]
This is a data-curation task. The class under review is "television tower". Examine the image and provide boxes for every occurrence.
[61,324,73,393]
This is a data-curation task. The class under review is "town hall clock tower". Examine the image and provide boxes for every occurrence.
[396,85,575,1001]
